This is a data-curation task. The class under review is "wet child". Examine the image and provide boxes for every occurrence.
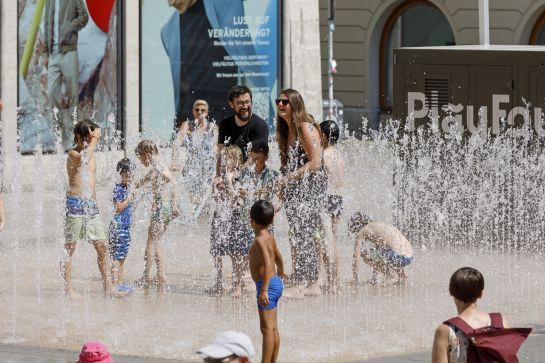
[63,120,115,298]
[134,140,179,292]
[319,120,345,291]
[208,145,245,296]
[248,200,286,363]
[348,212,414,285]
[108,158,136,292]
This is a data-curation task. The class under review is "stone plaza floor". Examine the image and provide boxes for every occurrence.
[1,334,544,362]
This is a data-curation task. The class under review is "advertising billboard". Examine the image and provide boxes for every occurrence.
[140,0,280,142]
[18,0,123,152]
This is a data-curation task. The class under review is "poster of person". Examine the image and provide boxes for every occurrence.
[18,0,122,152]
[140,0,280,142]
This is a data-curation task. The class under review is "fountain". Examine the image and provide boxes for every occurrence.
[0,107,544,362]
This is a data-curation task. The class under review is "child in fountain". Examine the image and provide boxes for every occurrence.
[248,200,286,363]
[134,140,179,292]
[108,158,136,292]
[319,120,345,291]
[348,212,413,285]
[63,120,116,298]
[208,145,245,296]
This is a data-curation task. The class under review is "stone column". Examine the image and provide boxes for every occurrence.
[282,0,323,121]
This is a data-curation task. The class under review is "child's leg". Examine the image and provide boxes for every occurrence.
[259,308,278,363]
[111,259,120,285]
[352,239,361,283]
[140,220,163,285]
[230,255,243,298]
[92,240,113,296]
[118,259,125,284]
[151,221,168,289]
[61,242,77,296]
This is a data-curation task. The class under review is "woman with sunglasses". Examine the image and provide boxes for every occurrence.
[275,89,327,296]
[171,99,218,217]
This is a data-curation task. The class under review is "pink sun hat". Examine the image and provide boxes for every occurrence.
[76,341,115,363]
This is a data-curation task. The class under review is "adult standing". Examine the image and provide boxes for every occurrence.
[207,85,269,295]
[216,85,269,171]
[276,88,326,296]
[171,99,217,217]
[44,0,89,149]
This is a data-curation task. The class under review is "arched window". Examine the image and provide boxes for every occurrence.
[529,10,545,45]
[379,0,455,111]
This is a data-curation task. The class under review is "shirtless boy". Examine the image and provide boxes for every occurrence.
[349,212,414,285]
[248,200,286,363]
[62,120,114,298]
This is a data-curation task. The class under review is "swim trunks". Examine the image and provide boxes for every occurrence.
[363,247,413,268]
[256,275,283,310]
[326,194,343,219]
[108,222,131,261]
[152,199,172,224]
[65,197,107,242]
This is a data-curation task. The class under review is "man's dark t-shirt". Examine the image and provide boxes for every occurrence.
[218,114,269,159]
[179,0,236,121]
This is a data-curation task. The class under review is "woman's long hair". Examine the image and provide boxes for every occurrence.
[275,89,317,173]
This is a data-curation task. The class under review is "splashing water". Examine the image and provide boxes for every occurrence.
[0,111,544,362]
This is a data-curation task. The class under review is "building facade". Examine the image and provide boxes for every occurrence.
[318,0,545,129]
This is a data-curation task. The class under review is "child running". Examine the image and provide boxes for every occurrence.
[319,120,345,292]
[108,158,136,293]
[248,200,286,363]
[134,140,179,292]
[349,212,414,285]
[62,120,116,298]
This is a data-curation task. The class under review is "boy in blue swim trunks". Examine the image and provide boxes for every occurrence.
[108,158,136,292]
[349,212,414,286]
[248,200,287,363]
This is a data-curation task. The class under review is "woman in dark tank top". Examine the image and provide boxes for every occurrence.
[276,88,326,295]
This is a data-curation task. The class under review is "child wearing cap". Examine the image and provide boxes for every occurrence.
[108,158,136,292]
[198,330,255,362]
[77,341,115,363]
[248,200,287,363]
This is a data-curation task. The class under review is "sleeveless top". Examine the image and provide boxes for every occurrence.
[446,317,492,363]
[285,137,327,208]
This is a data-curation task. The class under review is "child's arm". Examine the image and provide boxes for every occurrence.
[257,237,273,307]
[85,127,101,159]
[352,237,361,283]
[133,170,153,190]
[274,242,287,280]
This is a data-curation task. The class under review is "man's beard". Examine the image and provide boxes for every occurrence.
[235,107,252,122]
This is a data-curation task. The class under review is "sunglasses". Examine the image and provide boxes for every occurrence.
[275,99,289,106]
[194,108,207,113]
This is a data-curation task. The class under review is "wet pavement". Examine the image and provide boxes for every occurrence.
[1,334,544,362]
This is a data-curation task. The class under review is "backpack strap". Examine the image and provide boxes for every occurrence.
[444,317,475,335]
[489,313,504,329]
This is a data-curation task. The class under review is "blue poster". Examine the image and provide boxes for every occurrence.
[141,0,279,141]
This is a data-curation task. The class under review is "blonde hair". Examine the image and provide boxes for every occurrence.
[222,145,243,166]
[193,99,209,110]
[135,139,158,156]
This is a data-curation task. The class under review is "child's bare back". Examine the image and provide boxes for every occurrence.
[249,230,280,283]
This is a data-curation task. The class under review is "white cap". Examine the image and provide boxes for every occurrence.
[197,331,255,361]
